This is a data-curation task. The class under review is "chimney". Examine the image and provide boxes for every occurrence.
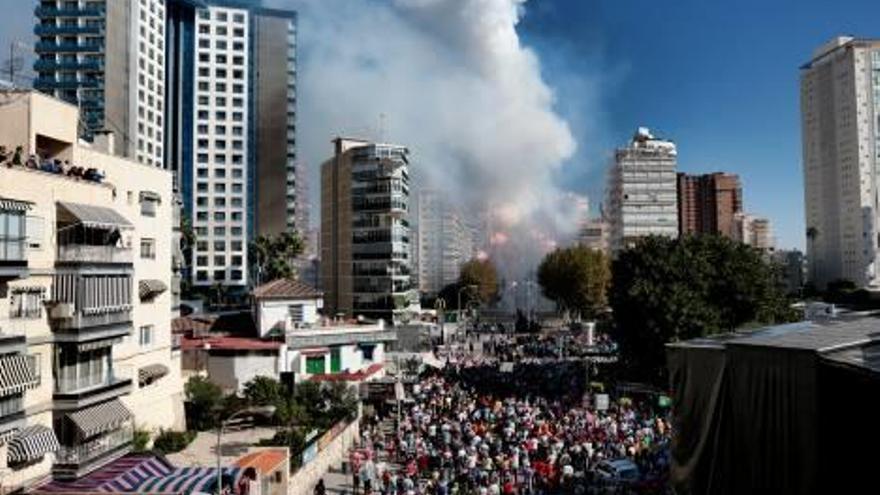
[93,130,115,155]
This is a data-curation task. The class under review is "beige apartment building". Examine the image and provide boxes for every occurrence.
[0,90,184,489]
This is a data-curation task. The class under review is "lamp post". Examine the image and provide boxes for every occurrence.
[215,405,276,495]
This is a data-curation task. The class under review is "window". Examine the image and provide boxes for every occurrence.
[197,256,208,266]
[139,325,154,347]
[140,193,159,216]
[213,255,225,265]
[196,270,208,281]
[360,344,376,362]
[288,304,303,322]
[306,356,325,374]
[0,209,26,261]
[140,238,156,259]
[10,287,44,319]
[214,270,226,281]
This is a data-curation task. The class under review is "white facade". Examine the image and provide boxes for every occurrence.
[133,0,167,166]
[801,37,880,289]
[734,213,775,254]
[605,127,679,253]
[254,297,322,338]
[191,6,251,287]
[417,190,473,296]
[286,321,396,381]
[0,91,183,487]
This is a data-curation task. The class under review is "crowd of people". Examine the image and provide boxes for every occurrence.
[0,144,105,182]
[346,360,671,495]
[483,333,617,363]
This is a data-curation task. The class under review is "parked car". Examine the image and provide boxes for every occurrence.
[596,458,641,483]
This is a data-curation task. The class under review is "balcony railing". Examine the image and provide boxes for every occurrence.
[35,41,103,53]
[35,6,105,18]
[34,25,102,36]
[34,59,103,71]
[34,77,101,89]
[57,244,133,264]
[55,427,132,465]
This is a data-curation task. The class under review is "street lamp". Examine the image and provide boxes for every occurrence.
[215,405,276,495]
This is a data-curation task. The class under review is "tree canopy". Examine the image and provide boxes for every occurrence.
[610,235,799,384]
[249,232,305,284]
[537,245,611,320]
[458,258,500,306]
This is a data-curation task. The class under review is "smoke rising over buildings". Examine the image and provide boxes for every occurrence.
[278,0,585,278]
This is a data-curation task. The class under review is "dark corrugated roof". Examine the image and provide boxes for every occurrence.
[252,278,322,300]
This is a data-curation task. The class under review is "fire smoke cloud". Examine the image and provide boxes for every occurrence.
[276,0,585,278]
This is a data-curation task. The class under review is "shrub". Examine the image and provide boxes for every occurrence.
[132,428,151,452]
[153,430,197,454]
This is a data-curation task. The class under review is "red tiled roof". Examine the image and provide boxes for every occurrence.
[310,363,384,383]
[181,335,283,351]
[234,449,288,475]
[252,278,322,300]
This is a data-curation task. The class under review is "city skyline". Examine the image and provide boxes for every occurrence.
[6,0,880,251]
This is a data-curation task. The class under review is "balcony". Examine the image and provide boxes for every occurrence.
[53,375,132,411]
[34,25,102,36]
[57,244,133,265]
[34,77,101,89]
[35,41,103,53]
[35,6,105,18]
[53,427,132,480]
[0,239,29,281]
[34,59,103,71]
[50,308,133,337]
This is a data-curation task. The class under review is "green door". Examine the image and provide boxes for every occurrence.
[306,356,325,374]
[330,347,342,373]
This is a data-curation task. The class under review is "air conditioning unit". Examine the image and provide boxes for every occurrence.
[50,303,74,319]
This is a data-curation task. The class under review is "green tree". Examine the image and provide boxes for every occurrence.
[249,232,305,285]
[458,258,499,306]
[610,235,800,384]
[537,245,611,320]
[184,376,224,430]
[242,376,284,407]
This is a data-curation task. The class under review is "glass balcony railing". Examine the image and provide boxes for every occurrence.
[35,41,103,53]
[33,77,101,89]
[34,25,102,36]
[56,244,132,264]
[34,59,104,71]
[35,6,105,18]
[55,427,132,466]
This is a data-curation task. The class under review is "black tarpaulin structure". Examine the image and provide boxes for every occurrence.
[667,317,880,495]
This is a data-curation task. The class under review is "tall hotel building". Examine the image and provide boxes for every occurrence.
[34,0,167,166]
[417,189,472,296]
[801,36,880,289]
[605,127,679,253]
[321,138,416,323]
[165,0,297,290]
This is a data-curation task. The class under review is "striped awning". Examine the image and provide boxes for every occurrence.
[77,337,123,352]
[0,197,34,212]
[138,279,168,301]
[139,191,162,203]
[56,201,133,230]
[68,399,132,439]
[138,363,169,386]
[126,467,243,494]
[0,427,19,446]
[7,424,59,464]
[0,353,39,397]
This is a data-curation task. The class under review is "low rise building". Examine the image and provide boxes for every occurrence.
[251,278,323,338]
[0,90,183,487]
[287,320,396,383]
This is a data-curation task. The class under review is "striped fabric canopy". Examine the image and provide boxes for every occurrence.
[68,399,132,439]
[0,197,34,212]
[7,424,59,464]
[56,201,134,229]
[139,279,168,301]
[0,427,19,446]
[36,455,174,493]
[127,467,243,494]
[0,353,39,397]
[138,363,169,386]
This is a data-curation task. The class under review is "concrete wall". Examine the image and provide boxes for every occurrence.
[288,417,360,495]
[255,298,320,338]
[205,352,283,394]
[289,342,383,379]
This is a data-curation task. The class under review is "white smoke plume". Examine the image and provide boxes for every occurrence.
[275,0,585,277]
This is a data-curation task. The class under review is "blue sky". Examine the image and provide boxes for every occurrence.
[5,0,880,249]
[518,0,880,250]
